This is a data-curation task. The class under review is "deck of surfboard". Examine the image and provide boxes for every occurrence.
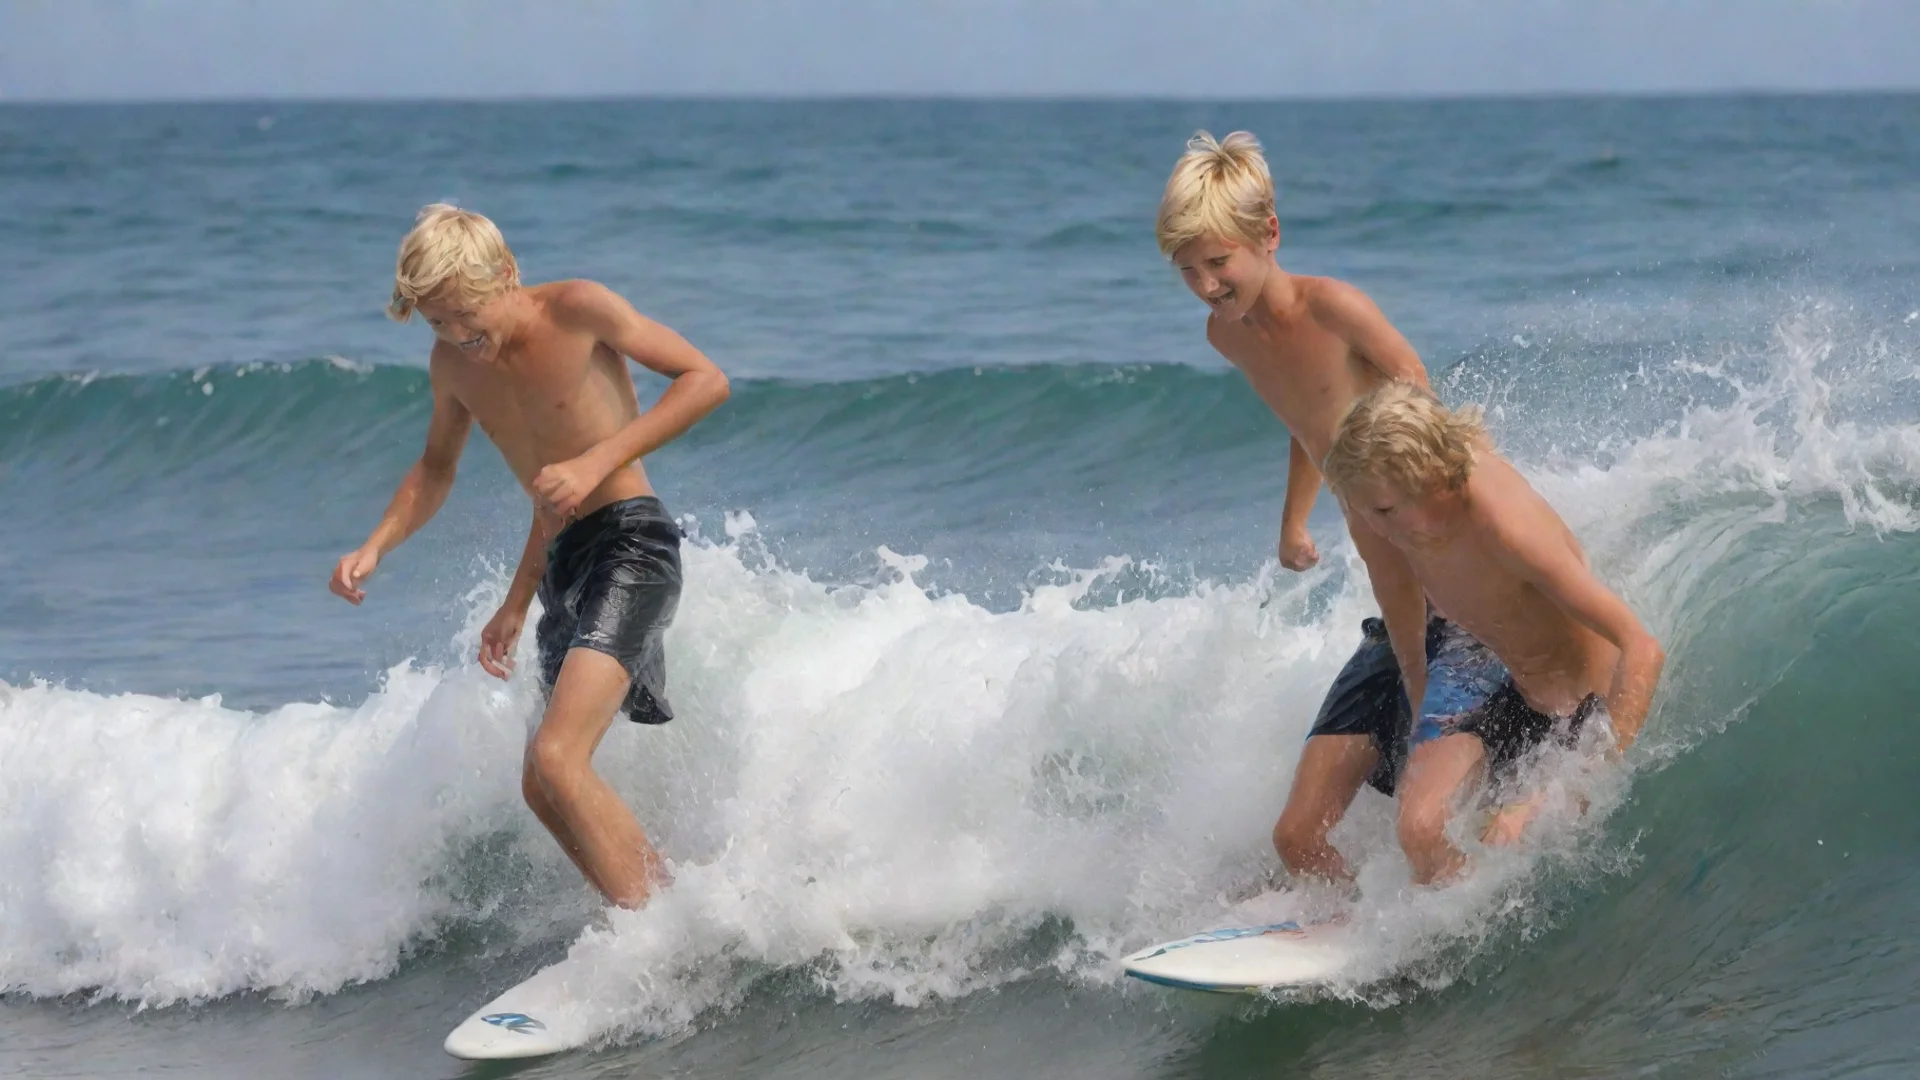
[1121,919,1356,994]
[443,960,595,1060]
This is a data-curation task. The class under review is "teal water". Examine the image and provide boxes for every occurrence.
[3,96,1919,1078]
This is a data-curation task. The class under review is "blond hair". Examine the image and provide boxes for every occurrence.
[387,204,520,321]
[1155,130,1275,258]
[1323,382,1487,498]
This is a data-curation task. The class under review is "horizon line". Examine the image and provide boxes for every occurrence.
[4,86,1918,108]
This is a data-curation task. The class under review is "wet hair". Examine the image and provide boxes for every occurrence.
[1323,382,1486,498]
[387,204,520,321]
[1155,130,1276,258]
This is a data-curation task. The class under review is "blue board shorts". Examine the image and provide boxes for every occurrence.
[1412,622,1602,778]
[1305,614,1451,797]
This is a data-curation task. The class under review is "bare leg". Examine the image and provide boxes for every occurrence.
[522,758,610,896]
[1396,733,1487,886]
[1272,734,1379,886]
[524,647,666,909]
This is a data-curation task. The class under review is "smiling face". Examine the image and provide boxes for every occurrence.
[415,292,514,362]
[1170,223,1277,322]
[387,204,522,353]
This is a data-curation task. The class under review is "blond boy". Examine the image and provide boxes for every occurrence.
[1324,383,1665,885]
[1158,130,1467,886]
[328,205,730,909]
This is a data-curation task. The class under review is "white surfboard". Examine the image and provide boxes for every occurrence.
[443,958,597,1060]
[1122,918,1356,994]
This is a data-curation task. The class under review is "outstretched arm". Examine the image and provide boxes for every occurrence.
[330,358,473,604]
[1484,487,1666,751]
[531,282,731,517]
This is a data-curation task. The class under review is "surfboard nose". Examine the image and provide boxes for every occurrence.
[444,1009,570,1059]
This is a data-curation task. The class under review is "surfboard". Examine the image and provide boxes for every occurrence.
[1121,917,1356,994]
[443,959,595,1060]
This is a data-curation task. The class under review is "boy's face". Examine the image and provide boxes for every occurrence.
[417,291,512,361]
[1344,477,1463,552]
[1171,220,1278,321]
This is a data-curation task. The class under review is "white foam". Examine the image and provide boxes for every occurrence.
[1,308,1915,1041]
[0,652,589,1005]
[0,539,1392,1013]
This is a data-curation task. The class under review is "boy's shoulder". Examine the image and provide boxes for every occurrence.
[1465,455,1577,560]
[527,279,629,329]
[1296,275,1394,335]
[1204,274,1399,357]
[528,277,612,308]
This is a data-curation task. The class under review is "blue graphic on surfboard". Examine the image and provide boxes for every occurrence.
[1122,916,1356,993]
[443,959,593,1060]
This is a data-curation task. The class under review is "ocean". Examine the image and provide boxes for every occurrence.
[3,94,1919,1078]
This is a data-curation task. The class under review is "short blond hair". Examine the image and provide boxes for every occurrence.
[1323,382,1486,498]
[1155,130,1275,258]
[387,204,520,321]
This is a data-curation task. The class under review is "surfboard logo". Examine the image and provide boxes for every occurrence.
[481,1012,548,1035]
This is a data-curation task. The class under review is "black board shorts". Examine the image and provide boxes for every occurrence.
[1305,614,1449,796]
[534,495,683,724]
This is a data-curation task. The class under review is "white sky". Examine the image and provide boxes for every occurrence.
[3,0,1916,101]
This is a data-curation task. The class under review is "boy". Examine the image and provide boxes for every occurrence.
[328,204,730,909]
[1157,130,1461,887]
[1322,382,1665,885]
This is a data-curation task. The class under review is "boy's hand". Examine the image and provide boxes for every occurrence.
[1279,526,1320,571]
[531,454,607,519]
[329,546,381,605]
[478,602,527,680]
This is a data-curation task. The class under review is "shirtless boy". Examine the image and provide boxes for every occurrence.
[1323,382,1665,885]
[1157,130,1466,886]
[328,204,730,909]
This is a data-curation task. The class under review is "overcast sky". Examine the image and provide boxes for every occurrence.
[3,0,1917,101]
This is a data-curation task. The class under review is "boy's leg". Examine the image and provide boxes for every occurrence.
[1274,619,1408,885]
[524,646,666,909]
[1273,734,1377,884]
[1396,733,1486,885]
[521,757,611,897]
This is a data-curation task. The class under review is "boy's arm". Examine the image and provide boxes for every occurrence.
[532,281,732,517]
[502,508,561,610]
[479,506,564,678]
[1344,502,1430,709]
[1311,281,1431,388]
[1482,488,1666,751]
[330,358,473,604]
[1279,436,1322,570]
